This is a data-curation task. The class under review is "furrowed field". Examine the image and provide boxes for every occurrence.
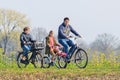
[0,49,120,80]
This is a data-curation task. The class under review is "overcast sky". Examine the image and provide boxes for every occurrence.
[0,0,120,43]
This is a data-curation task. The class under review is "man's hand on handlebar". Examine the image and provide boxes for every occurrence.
[66,36,73,38]
[78,35,82,38]
[67,35,82,39]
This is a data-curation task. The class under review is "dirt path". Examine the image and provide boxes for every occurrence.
[0,72,120,80]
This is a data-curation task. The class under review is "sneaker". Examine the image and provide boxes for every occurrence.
[66,57,70,63]
[20,59,24,63]
[50,62,54,66]
[61,52,67,57]
[67,60,70,63]
[20,59,29,64]
[31,59,35,64]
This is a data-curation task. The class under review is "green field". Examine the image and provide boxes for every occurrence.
[0,61,120,80]
[0,49,120,80]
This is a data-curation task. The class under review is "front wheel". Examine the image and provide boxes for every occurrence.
[58,56,67,68]
[42,56,50,68]
[33,53,43,68]
[75,49,88,68]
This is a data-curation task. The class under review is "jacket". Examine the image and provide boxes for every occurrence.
[58,23,80,39]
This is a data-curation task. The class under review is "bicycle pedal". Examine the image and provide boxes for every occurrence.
[31,61,35,64]
[20,60,29,64]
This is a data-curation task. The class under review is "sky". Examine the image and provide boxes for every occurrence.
[0,0,120,43]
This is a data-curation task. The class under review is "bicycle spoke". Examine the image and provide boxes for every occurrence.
[75,49,88,68]
[42,56,50,68]
[17,53,27,68]
[33,53,42,68]
[58,56,67,68]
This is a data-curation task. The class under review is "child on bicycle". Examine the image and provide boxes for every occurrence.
[46,30,66,66]
[20,27,34,61]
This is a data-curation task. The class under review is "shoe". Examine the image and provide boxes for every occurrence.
[61,52,67,57]
[20,59,29,64]
[65,57,70,63]
[50,62,54,66]
[31,60,35,64]
[66,56,70,63]
[67,60,70,63]
[20,59,24,63]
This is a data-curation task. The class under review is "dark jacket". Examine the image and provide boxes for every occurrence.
[46,36,58,47]
[20,32,33,47]
[58,23,80,39]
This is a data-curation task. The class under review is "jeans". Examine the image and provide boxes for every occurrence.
[59,39,76,59]
[22,45,31,57]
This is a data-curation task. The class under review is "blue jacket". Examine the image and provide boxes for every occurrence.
[58,23,80,39]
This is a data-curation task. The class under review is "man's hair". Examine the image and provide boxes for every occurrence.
[64,17,69,21]
[23,27,30,31]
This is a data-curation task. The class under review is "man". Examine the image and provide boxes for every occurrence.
[58,17,81,61]
[20,27,34,61]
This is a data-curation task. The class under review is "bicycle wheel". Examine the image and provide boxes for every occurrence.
[33,53,43,68]
[58,56,67,68]
[75,49,88,68]
[42,56,50,68]
[17,52,28,68]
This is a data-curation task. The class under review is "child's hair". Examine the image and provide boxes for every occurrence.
[23,27,30,32]
[49,30,53,36]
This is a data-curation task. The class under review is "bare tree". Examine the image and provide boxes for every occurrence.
[31,27,48,41]
[90,33,120,56]
[0,9,29,54]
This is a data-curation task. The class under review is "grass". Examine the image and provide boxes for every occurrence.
[0,62,120,80]
[0,49,120,80]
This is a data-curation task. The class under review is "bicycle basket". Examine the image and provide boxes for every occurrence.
[33,42,45,50]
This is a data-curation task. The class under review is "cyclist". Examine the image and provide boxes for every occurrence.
[46,30,66,66]
[20,27,34,62]
[58,17,81,62]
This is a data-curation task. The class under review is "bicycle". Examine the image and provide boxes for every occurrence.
[59,36,88,68]
[16,41,44,68]
[42,43,67,68]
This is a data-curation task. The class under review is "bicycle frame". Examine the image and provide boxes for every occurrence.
[47,53,64,68]
[68,37,81,59]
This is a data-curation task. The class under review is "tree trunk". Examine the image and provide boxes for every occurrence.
[2,35,8,55]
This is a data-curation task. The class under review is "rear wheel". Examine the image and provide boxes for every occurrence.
[17,52,28,68]
[75,49,88,68]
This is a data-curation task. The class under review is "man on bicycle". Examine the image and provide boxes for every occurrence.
[58,17,81,62]
[20,27,34,61]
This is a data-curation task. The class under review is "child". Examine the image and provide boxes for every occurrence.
[20,27,35,64]
[46,30,66,66]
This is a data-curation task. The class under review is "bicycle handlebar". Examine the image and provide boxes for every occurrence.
[69,36,82,40]
[24,40,37,45]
